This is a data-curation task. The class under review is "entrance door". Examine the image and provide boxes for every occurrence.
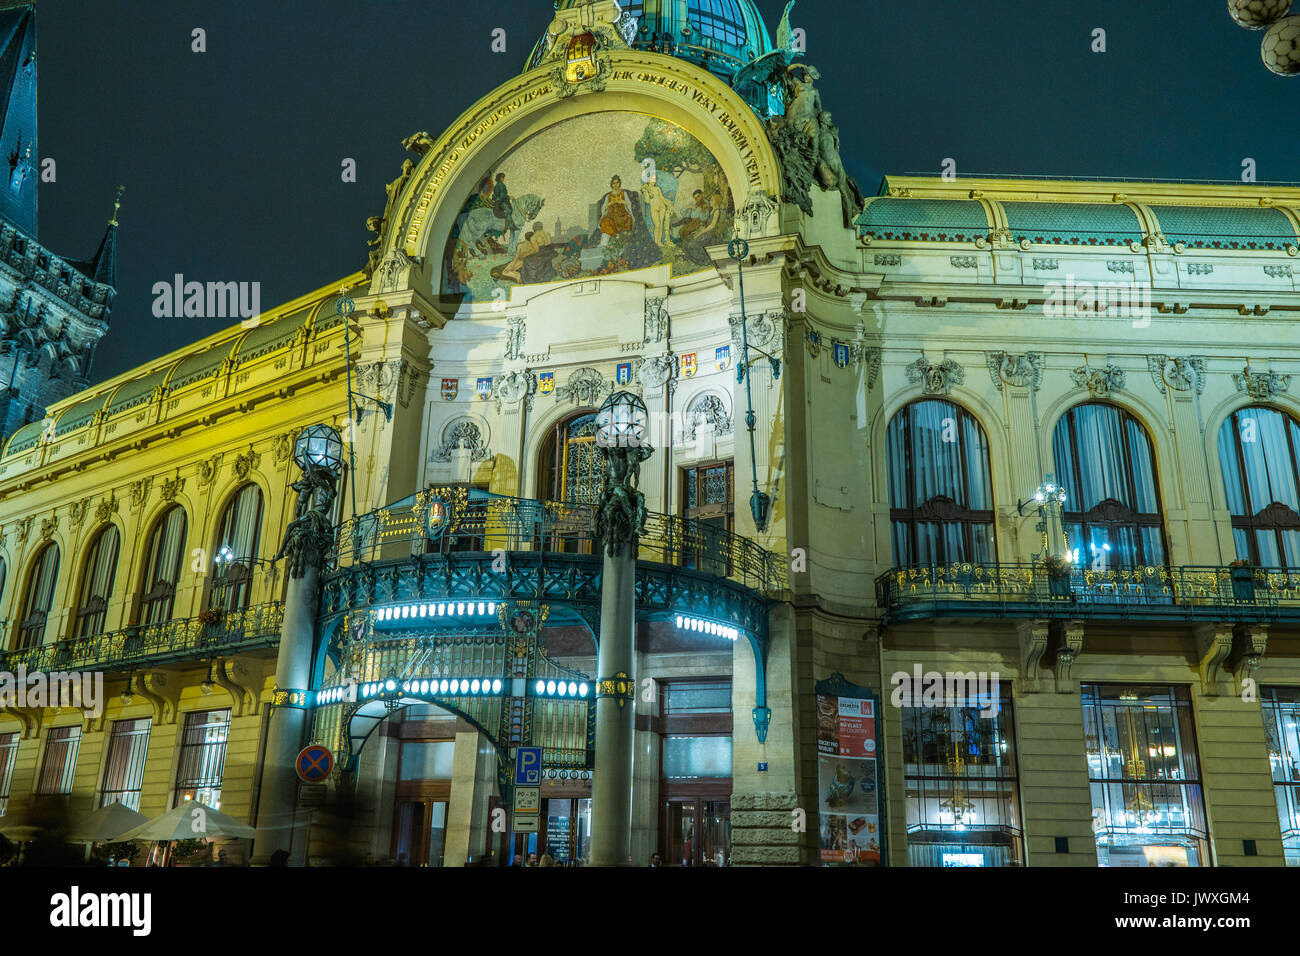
[542,797,592,865]
[663,797,731,866]
[393,799,448,867]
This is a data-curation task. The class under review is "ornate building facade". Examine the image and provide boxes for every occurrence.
[1,0,1298,867]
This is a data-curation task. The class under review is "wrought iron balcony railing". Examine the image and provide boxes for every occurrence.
[335,487,787,596]
[0,602,285,674]
[876,563,1300,622]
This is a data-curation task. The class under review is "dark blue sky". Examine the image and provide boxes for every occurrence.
[35,0,1299,385]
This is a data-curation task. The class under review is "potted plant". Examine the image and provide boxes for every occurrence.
[1041,554,1073,599]
[1228,559,1257,602]
[196,607,224,645]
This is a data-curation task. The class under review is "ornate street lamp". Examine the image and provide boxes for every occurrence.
[293,423,345,474]
[728,238,777,532]
[594,390,649,449]
[1017,473,1070,562]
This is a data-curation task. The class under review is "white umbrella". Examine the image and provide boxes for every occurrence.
[115,800,256,842]
[66,802,150,844]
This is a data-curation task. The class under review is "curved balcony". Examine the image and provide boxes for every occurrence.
[876,563,1300,624]
[0,602,284,674]
[334,487,787,595]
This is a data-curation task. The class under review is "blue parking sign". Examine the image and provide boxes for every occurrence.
[515,747,542,785]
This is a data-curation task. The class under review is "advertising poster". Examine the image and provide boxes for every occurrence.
[817,692,881,865]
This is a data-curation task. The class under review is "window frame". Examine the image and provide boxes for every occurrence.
[1219,406,1300,568]
[1054,402,1168,568]
[887,399,996,567]
[73,523,120,639]
[17,542,59,649]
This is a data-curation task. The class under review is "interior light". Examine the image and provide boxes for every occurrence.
[457,602,465,615]
[487,602,496,614]
[547,680,557,695]
[578,683,589,698]
[568,682,577,696]
[492,679,502,693]
[385,679,396,692]
[536,680,546,695]
[477,602,486,615]
[471,679,481,693]
[439,679,449,694]
[675,615,683,628]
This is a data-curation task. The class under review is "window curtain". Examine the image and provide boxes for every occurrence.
[141,507,187,625]
[887,400,994,566]
[220,485,263,560]
[1054,404,1165,567]
[19,544,59,647]
[1218,408,1300,566]
[75,525,120,638]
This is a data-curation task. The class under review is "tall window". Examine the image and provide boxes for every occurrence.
[74,525,119,638]
[100,718,151,811]
[0,732,17,816]
[211,485,262,611]
[139,506,187,625]
[539,413,604,504]
[1261,686,1300,866]
[173,709,230,809]
[682,461,733,574]
[1053,404,1166,568]
[887,400,995,566]
[1218,407,1300,567]
[17,542,59,648]
[1083,684,1208,867]
[901,693,1023,866]
[36,725,81,796]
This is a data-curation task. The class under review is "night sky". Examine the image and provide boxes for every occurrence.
[35,0,1299,387]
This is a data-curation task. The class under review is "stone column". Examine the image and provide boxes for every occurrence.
[251,567,317,865]
[589,540,637,866]
[251,433,341,865]
[588,396,651,867]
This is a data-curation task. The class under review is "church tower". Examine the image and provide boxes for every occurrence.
[0,0,116,447]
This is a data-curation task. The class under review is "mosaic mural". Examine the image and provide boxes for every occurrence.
[441,111,734,301]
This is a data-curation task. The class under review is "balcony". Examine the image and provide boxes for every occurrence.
[875,563,1300,624]
[0,602,284,674]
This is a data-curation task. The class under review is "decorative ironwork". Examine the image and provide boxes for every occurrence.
[876,562,1300,623]
[0,602,284,674]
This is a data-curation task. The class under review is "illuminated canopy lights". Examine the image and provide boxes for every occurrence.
[674,614,741,641]
[376,601,497,623]
[354,676,505,701]
[533,679,590,699]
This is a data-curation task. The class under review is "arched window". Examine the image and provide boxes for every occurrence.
[74,525,119,638]
[1217,406,1300,567]
[887,400,995,567]
[211,484,263,611]
[1052,404,1166,568]
[140,506,188,625]
[17,543,59,648]
[539,412,604,505]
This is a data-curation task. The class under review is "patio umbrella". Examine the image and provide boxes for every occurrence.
[0,807,46,841]
[115,801,256,842]
[66,802,150,844]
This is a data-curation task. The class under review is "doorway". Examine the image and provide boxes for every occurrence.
[393,797,449,867]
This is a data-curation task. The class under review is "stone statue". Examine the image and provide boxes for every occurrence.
[365,216,384,275]
[765,63,864,227]
[402,130,436,155]
[594,443,652,558]
[273,460,339,579]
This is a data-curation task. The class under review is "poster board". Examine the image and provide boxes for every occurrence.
[815,673,885,866]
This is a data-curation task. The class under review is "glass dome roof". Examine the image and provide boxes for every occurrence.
[528,0,774,89]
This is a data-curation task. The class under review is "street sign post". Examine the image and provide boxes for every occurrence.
[514,746,542,786]
[295,745,333,784]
